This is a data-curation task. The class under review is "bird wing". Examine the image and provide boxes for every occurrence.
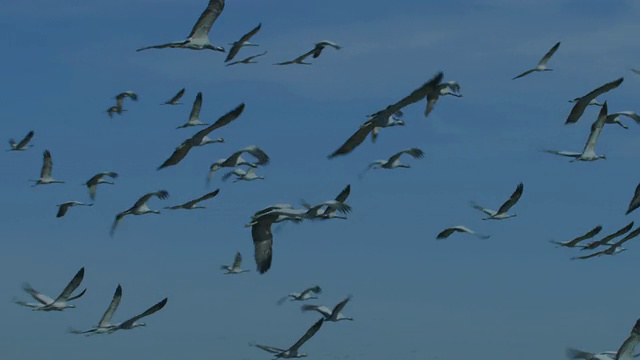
[545,150,581,158]
[165,88,185,104]
[613,226,640,247]
[566,78,623,124]
[334,184,351,203]
[289,318,324,352]
[133,190,170,209]
[328,121,374,159]
[254,344,286,354]
[232,252,243,268]
[301,304,332,316]
[252,218,274,274]
[581,102,608,155]
[331,297,351,317]
[627,183,640,215]
[56,203,70,218]
[244,146,270,165]
[566,225,603,246]
[385,72,444,117]
[590,222,635,248]
[158,142,193,170]
[436,227,458,239]
[190,103,245,143]
[119,298,168,329]
[615,111,640,124]
[136,42,186,51]
[470,201,497,217]
[495,182,524,215]
[183,189,220,208]
[387,148,424,164]
[572,250,605,260]
[98,285,122,327]
[40,150,53,179]
[187,92,203,124]
[110,212,127,237]
[54,267,85,302]
[301,286,322,297]
[512,69,536,80]
[187,0,225,40]
[22,284,54,305]
[538,41,561,66]
[16,131,34,149]
[566,348,596,360]
[225,23,262,62]
[275,48,316,65]
[615,319,640,360]
[222,168,244,182]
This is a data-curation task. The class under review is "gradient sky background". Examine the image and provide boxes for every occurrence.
[2,0,640,359]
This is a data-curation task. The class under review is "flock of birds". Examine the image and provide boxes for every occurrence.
[9,0,640,358]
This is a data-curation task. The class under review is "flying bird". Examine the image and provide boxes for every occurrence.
[301,296,354,322]
[57,201,93,218]
[436,226,490,240]
[69,284,123,335]
[425,81,462,117]
[225,23,261,62]
[277,286,322,305]
[366,148,424,170]
[581,222,634,251]
[249,207,305,274]
[274,48,316,65]
[328,72,443,158]
[177,92,207,128]
[251,318,324,358]
[110,190,170,237]
[8,130,34,151]
[30,150,64,186]
[626,183,640,215]
[106,105,126,118]
[109,297,168,332]
[549,225,602,248]
[566,78,623,124]
[221,252,249,274]
[208,145,270,180]
[226,51,268,66]
[614,319,640,360]
[161,88,186,105]
[311,40,341,58]
[301,185,351,220]
[572,226,640,260]
[221,167,265,182]
[164,189,220,210]
[14,267,86,311]
[547,102,609,161]
[136,0,226,52]
[471,182,524,220]
[512,41,561,80]
[606,111,640,129]
[84,171,118,201]
[157,103,244,170]
[115,91,138,104]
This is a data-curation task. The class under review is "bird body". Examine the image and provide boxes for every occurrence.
[15,268,86,311]
[110,190,169,236]
[550,225,602,247]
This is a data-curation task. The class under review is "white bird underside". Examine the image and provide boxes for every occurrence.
[15,267,86,311]
[512,41,560,80]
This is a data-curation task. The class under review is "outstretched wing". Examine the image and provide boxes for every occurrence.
[40,150,53,178]
[328,122,374,159]
[187,92,203,124]
[538,41,560,66]
[133,190,170,209]
[54,267,85,302]
[252,217,274,274]
[158,142,193,170]
[187,0,225,40]
[512,69,536,80]
[387,148,424,164]
[289,318,324,352]
[22,283,54,305]
[183,189,220,208]
[232,252,243,268]
[16,131,34,149]
[627,183,640,215]
[99,284,123,327]
[164,88,186,104]
[566,78,623,124]
[190,103,245,143]
[581,102,608,155]
[331,296,351,317]
[226,23,261,62]
[119,298,168,329]
[496,182,524,215]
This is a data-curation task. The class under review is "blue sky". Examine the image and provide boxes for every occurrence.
[2,0,640,359]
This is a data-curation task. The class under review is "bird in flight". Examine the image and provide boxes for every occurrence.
[14,267,86,311]
[56,201,93,218]
[225,23,262,63]
[547,102,609,161]
[110,190,170,237]
[226,51,268,66]
[136,0,226,52]
[83,171,119,201]
[512,41,561,80]
[471,182,524,220]
[277,286,322,305]
[436,226,490,240]
[164,189,220,210]
[221,252,249,274]
[8,130,34,151]
[565,78,623,125]
[251,318,324,358]
[30,150,64,186]
[301,296,354,322]
[549,225,602,248]
[161,88,186,105]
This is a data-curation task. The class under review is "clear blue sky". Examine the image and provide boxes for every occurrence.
[2,0,640,359]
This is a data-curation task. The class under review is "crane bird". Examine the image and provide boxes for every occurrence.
[222,167,265,182]
[436,226,490,240]
[572,226,640,260]
[301,184,351,220]
[208,145,270,179]
[161,88,186,105]
[57,201,93,218]
[115,91,138,104]
[580,222,634,251]
[221,252,249,274]
[312,40,341,58]
[106,105,126,118]
[110,190,170,237]
[328,72,443,158]
[547,102,609,161]
[471,182,524,220]
[177,92,208,128]
[8,130,34,151]
[301,296,354,322]
[136,0,226,52]
[425,81,462,117]
[251,318,324,358]
[277,286,322,305]
[84,171,118,201]
[614,319,640,360]
[225,23,261,62]
[549,225,602,248]
[566,348,640,360]
[164,189,220,210]
[606,111,640,129]
[30,150,64,186]
[226,51,268,66]
[69,285,167,335]
[566,78,623,124]
[627,183,640,215]
[512,41,561,80]
[274,48,316,65]
[157,103,244,170]
[367,148,424,170]
[14,267,86,311]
